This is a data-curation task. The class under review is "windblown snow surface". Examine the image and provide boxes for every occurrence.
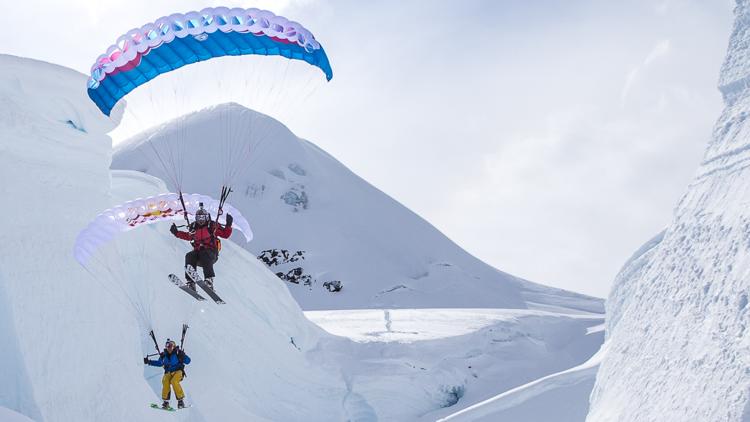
[0,53,604,421]
[437,341,606,422]
[112,102,603,313]
[587,2,750,421]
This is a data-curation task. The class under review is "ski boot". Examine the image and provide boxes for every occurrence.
[204,277,214,291]
[185,265,198,291]
[177,399,185,409]
[161,400,170,410]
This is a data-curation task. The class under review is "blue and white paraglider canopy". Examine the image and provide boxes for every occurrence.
[87,6,333,116]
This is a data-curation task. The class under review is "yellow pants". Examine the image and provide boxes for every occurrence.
[161,371,185,400]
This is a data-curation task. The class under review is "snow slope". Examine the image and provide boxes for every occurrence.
[112,103,604,312]
[0,53,351,422]
[0,54,117,421]
[588,2,750,420]
[438,343,604,422]
[307,308,604,421]
[0,53,606,421]
[0,407,35,422]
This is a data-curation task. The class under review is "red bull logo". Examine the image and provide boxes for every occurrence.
[126,207,177,227]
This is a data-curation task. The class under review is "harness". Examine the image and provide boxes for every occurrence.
[160,349,187,378]
[190,221,221,253]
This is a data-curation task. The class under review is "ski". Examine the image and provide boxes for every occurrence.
[197,280,225,304]
[150,403,175,412]
[150,403,191,411]
[185,265,225,304]
[169,274,206,301]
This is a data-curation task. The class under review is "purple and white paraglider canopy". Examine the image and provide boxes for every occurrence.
[74,192,252,266]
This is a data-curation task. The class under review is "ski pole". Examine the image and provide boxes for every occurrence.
[216,186,232,220]
[149,330,160,354]
[216,186,226,219]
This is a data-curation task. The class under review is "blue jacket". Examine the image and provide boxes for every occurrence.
[148,349,191,373]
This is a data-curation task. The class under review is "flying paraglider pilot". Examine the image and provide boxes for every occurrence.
[170,203,233,291]
[145,339,191,409]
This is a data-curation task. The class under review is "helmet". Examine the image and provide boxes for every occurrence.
[195,204,210,225]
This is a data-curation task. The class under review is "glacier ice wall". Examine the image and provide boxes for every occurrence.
[0,53,348,422]
[588,2,750,421]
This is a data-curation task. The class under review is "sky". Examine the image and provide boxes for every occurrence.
[0,0,736,298]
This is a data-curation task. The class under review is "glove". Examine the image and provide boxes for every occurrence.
[170,223,178,235]
[143,357,149,364]
[225,214,233,228]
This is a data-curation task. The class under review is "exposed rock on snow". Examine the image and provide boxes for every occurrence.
[323,280,343,292]
[258,249,319,288]
[281,185,309,211]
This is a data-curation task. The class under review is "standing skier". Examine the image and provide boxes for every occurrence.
[144,339,191,409]
[170,204,233,291]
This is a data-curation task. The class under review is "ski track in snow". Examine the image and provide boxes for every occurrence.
[306,308,602,343]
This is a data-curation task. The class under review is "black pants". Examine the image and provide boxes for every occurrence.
[185,249,218,279]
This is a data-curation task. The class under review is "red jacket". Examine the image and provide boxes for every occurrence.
[174,221,232,251]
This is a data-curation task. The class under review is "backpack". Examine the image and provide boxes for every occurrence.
[189,221,221,256]
[178,349,187,378]
[160,349,187,378]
